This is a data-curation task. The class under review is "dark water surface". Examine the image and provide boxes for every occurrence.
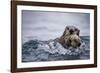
[22,36,90,62]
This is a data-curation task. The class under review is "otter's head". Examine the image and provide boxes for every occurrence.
[59,26,81,48]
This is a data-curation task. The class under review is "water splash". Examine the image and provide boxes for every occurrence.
[22,36,90,62]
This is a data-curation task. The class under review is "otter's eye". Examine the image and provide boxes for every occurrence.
[69,39,71,42]
[66,27,69,30]
[75,28,78,31]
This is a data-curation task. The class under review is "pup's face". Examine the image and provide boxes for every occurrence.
[65,35,81,48]
[62,26,81,48]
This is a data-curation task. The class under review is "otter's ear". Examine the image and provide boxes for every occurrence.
[62,27,69,36]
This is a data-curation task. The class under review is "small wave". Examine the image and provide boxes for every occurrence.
[22,38,89,62]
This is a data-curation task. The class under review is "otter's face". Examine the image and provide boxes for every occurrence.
[66,35,81,48]
[61,26,81,48]
[64,26,80,36]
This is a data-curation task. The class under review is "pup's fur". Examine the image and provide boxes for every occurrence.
[58,26,81,48]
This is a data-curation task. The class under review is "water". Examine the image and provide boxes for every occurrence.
[22,36,90,62]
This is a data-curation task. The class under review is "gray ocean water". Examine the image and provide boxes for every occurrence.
[22,36,90,62]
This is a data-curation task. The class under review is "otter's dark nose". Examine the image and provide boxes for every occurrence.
[78,43,81,47]
[69,29,74,34]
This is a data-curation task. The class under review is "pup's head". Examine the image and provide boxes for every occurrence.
[59,26,81,48]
